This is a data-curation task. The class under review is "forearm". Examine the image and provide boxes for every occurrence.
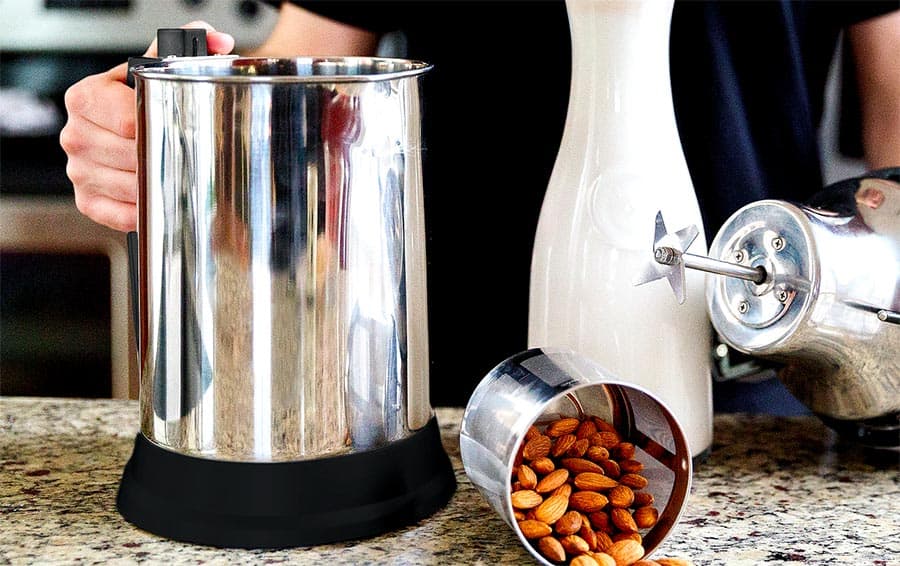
[849,9,900,169]
[250,3,381,57]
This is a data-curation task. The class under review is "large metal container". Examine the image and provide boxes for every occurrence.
[132,57,433,461]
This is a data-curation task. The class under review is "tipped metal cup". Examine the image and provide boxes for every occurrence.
[460,348,691,564]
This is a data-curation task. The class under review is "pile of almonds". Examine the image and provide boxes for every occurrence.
[510,415,691,566]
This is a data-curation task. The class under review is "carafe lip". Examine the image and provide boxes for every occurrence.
[132,56,432,83]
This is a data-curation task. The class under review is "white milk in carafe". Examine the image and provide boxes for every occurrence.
[528,0,713,457]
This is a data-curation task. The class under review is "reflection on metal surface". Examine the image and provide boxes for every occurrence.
[134,57,432,461]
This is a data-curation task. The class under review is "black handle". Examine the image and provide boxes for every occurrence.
[127,29,208,354]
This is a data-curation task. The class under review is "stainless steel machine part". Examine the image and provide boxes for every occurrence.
[133,57,433,461]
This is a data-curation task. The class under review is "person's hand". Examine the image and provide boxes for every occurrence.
[60,22,234,232]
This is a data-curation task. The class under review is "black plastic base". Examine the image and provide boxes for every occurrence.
[117,418,456,548]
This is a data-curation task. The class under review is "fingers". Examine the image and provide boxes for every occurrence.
[64,67,136,138]
[144,21,235,57]
[60,113,137,172]
[74,192,137,233]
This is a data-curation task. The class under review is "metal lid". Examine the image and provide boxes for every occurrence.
[706,200,818,354]
[131,56,432,83]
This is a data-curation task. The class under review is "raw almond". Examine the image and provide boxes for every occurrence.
[594,529,614,551]
[591,551,617,566]
[612,442,636,460]
[574,472,618,491]
[576,419,598,440]
[569,491,609,513]
[619,458,644,474]
[523,435,552,460]
[572,555,601,566]
[511,489,543,510]
[608,485,634,508]
[633,506,659,529]
[586,446,610,462]
[606,539,644,566]
[579,515,599,550]
[591,431,621,448]
[588,511,612,534]
[591,417,618,433]
[534,493,569,524]
[553,483,573,499]
[613,531,642,544]
[513,510,526,521]
[567,438,590,458]
[546,417,581,437]
[633,561,661,566]
[538,535,566,562]
[532,456,556,475]
[655,559,694,566]
[610,508,638,533]
[559,534,590,555]
[552,434,577,458]
[536,468,570,493]
[633,491,654,507]
[619,473,648,490]
[524,425,541,441]
[562,457,605,474]
[599,458,621,479]
[517,464,538,490]
[517,519,552,539]
[555,510,583,535]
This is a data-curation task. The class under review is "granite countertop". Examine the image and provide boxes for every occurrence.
[1,397,898,565]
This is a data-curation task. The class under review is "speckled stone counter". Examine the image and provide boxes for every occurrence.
[1,397,898,565]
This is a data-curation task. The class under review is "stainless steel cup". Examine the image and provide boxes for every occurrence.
[132,57,433,461]
[460,348,691,564]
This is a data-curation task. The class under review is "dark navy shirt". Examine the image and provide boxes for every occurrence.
[272,0,897,409]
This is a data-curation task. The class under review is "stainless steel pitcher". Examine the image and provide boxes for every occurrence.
[133,56,433,461]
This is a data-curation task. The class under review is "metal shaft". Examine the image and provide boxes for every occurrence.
[655,246,767,284]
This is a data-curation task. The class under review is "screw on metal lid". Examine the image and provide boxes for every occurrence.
[707,200,817,354]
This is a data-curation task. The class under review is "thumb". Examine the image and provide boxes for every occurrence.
[143,21,235,57]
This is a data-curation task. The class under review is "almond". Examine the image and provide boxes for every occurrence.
[633,491,654,507]
[567,438,590,458]
[559,534,590,555]
[589,511,612,534]
[633,561,661,566]
[591,552,617,566]
[608,485,634,508]
[633,506,659,529]
[619,473,648,490]
[546,417,581,437]
[576,419,598,440]
[524,425,541,441]
[572,555,601,566]
[655,559,694,566]
[513,510,526,521]
[574,472,618,491]
[536,468,570,493]
[606,539,644,566]
[579,516,599,550]
[599,458,621,479]
[523,435,552,460]
[562,457,605,474]
[553,483,573,499]
[586,446,610,462]
[517,464,538,490]
[594,529,614,551]
[552,433,577,457]
[613,531,642,544]
[612,442,635,460]
[511,489,543,510]
[569,491,609,513]
[590,431,621,448]
[532,456,556,475]
[610,508,638,533]
[517,519,552,539]
[591,416,618,433]
[537,535,566,562]
[534,493,569,524]
[554,510,583,535]
[619,458,644,474]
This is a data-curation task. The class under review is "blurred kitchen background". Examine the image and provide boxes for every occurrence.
[0,0,867,401]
